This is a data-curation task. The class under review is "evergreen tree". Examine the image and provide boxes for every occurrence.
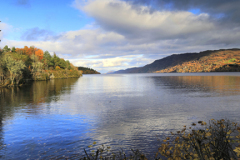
[11,47,16,52]
[42,51,54,69]
[59,58,67,69]
[3,45,10,52]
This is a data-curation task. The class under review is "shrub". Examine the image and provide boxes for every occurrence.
[157,119,240,160]
[82,119,240,160]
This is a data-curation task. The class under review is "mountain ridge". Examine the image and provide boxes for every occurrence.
[113,48,240,73]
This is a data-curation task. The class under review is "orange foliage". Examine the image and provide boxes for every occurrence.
[24,46,30,55]
[35,49,44,60]
[16,46,34,55]
[16,46,44,60]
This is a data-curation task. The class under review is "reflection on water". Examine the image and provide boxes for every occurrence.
[0,73,240,159]
[1,78,78,105]
[151,75,240,97]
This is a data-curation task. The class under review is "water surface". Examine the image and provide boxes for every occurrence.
[0,73,240,159]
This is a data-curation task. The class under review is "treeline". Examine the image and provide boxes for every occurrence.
[0,45,81,87]
[77,66,100,74]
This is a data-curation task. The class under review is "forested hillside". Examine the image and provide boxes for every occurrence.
[113,49,240,73]
[77,67,100,74]
[0,45,82,87]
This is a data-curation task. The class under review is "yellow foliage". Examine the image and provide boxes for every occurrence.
[234,147,240,157]
[88,145,92,148]
[55,66,60,70]
[227,130,232,134]
[205,132,212,137]
[166,150,171,156]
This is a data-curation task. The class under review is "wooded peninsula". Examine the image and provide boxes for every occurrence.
[0,45,82,87]
[77,66,100,74]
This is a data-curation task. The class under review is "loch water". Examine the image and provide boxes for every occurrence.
[0,72,240,159]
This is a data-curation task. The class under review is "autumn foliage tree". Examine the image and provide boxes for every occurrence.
[15,46,43,60]
[35,49,44,60]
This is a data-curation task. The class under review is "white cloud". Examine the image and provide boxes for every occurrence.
[0,22,12,41]
[2,28,125,56]
[101,57,127,67]
[77,0,214,40]
[70,55,154,73]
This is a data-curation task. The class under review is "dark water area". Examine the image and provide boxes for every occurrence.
[0,73,240,159]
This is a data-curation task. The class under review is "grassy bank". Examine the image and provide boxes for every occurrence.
[31,69,82,81]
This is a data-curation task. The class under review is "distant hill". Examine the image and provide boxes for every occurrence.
[106,70,115,74]
[113,49,240,73]
[77,67,100,74]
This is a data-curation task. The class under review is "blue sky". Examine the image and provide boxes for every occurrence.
[1,0,91,40]
[1,0,240,73]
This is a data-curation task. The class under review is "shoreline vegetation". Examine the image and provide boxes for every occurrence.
[0,45,82,88]
[81,119,240,160]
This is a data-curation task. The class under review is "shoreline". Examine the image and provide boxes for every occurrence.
[0,71,82,88]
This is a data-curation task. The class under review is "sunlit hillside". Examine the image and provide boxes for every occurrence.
[157,49,240,73]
